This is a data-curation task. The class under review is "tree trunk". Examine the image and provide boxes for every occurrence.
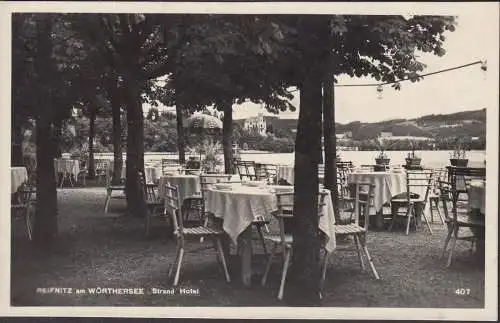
[322,72,340,220]
[175,101,186,164]
[34,116,58,243]
[125,82,146,217]
[221,100,234,174]
[11,113,24,166]
[287,67,323,306]
[111,96,123,185]
[53,118,62,158]
[87,110,96,178]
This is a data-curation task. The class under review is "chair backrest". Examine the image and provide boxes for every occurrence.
[138,170,158,203]
[274,191,328,245]
[162,158,181,175]
[446,166,486,192]
[405,170,434,205]
[95,159,110,171]
[199,173,233,201]
[318,164,325,179]
[235,161,257,180]
[163,184,182,236]
[14,182,35,206]
[340,181,374,229]
[359,164,376,172]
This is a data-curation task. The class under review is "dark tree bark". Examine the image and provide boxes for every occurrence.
[175,99,186,164]
[53,118,62,158]
[34,115,58,243]
[11,113,24,166]
[124,81,146,217]
[111,92,123,185]
[322,72,340,219]
[287,66,324,306]
[221,100,234,174]
[87,109,96,178]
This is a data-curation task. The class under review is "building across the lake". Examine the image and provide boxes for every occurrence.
[243,112,267,136]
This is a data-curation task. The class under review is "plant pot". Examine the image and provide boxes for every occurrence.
[450,158,468,167]
[375,158,390,165]
[186,158,201,169]
[405,157,421,167]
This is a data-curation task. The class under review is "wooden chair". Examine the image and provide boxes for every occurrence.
[261,190,328,300]
[318,164,325,184]
[139,171,167,237]
[162,158,181,175]
[11,182,36,241]
[255,163,277,184]
[103,167,126,213]
[440,166,486,267]
[322,182,380,283]
[235,161,258,181]
[165,183,231,286]
[389,170,434,235]
[94,159,110,185]
[428,168,447,225]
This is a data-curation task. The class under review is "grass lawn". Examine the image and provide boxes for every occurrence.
[10,186,485,307]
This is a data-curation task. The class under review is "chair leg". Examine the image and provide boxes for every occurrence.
[354,234,365,270]
[200,217,209,243]
[429,199,435,223]
[359,234,380,280]
[255,225,268,256]
[104,190,111,213]
[24,206,33,241]
[442,223,454,258]
[145,212,151,238]
[435,203,445,225]
[216,238,231,283]
[261,242,278,286]
[388,205,398,232]
[173,247,185,286]
[168,244,181,278]
[420,206,433,235]
[277,247,291,301]
[446,225,459,267]
[321,248,330,284]
[405,206,412,236]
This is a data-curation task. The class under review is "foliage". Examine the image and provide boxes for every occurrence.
[374,137,390,159]
[406,141,420,159]
[450,137,468,159]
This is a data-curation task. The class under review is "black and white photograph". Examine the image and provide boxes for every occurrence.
[2,1,498,320]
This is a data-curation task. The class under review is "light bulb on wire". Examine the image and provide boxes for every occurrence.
[376,85,383,99]
[480,60,487,81]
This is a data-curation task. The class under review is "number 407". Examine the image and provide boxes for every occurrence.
[455,288,471,295]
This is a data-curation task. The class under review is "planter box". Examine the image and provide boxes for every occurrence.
[405,157,422,166]
[374,158,390,172]
[450,158,469,167]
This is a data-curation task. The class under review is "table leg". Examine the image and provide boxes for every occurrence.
[237,226,253,286]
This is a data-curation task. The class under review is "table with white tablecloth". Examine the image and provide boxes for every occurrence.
[11,167,28,193]
[205,184,336,286]
[347,171,407,212]
[159,174,201,204]
[54,159,80,186]
[54,159,80,178]
[468,179,486,250]
[119,166,162,184]
[468,180,485,214]
[276,165,294,185]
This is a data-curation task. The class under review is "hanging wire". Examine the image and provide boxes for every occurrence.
[289,60,486,93]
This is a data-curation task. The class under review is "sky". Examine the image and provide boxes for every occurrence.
[144,7,498,124]
[230,10,499,123]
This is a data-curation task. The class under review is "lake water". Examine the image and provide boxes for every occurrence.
[94,150,487,170]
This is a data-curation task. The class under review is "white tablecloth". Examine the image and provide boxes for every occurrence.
[276,165,294,184]
[469,180,485,214]
[348,172,407,211]
[54,159,80,178]
[159,175,201,204]
[119,166,162,184]
[11,167,28,193]
[206,185,336,252]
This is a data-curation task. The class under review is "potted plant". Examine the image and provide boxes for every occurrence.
[449,138,469,167]
[374,137,390,171]
[201,140,223,173]
[404,141,422,170]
